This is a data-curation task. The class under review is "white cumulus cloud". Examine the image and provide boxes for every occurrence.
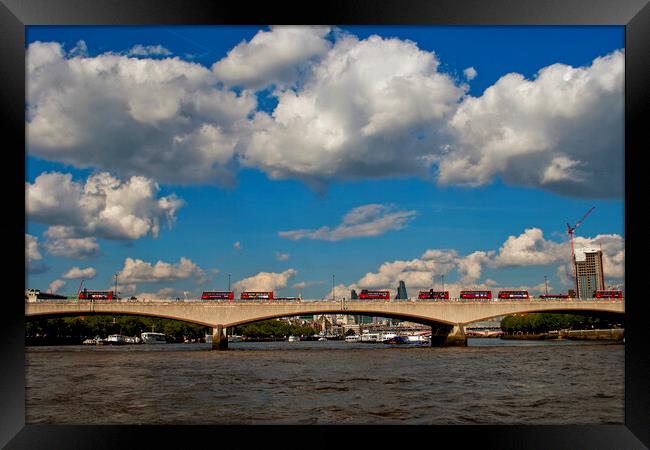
[26,233,49,273]
[26,41,255,185]
[244,32,465,186]
[212,26,332,89]
[62,266,97,280]
[27,172,184,241]
[118,257,210,284]
[441,50,624,198]
[234,269,298,292]
[48,279,66,294]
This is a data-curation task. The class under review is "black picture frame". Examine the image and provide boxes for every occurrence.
[4,0,649,448]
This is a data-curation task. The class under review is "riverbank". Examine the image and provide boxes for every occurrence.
[502,328,624,341]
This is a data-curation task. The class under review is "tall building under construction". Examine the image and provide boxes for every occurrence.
[575,247,605,298]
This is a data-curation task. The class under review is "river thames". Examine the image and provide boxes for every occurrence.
[25,338,623,425]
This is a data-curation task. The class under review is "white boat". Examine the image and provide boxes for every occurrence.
[288,335,300,342]
[140,332,167,344]
[406,334,431,344]
[379,331,397,342]
[345,335,361,343]
[360,333,380,342]
[228,335,243,343]
[82,338,97,345]
[106,334,127,345]
[318,337,328,341]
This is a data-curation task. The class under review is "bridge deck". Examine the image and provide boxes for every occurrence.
[26,299,625,328]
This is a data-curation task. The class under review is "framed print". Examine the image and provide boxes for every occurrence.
[4,0,650,448]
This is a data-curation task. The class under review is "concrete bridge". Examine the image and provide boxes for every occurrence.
[25,298,625,349]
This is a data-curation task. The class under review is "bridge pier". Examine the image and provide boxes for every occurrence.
[430,323,467,347]
[211,325,228,350]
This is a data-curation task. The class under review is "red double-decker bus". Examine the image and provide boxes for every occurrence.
[593,290,623,298]
[201,291,234,300]
[418,290,449,300]
[539,293,570,299]
[78,289,114,300]
[240,291,274,300]
[359,290,390,300]
[498,290,529,299]
[460,290,492,300]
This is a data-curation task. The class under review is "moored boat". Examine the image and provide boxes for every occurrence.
[140,332,167,344]
[360,333,380,342]
[406,334,431,344]
[383,335,410,344]
[106,334,127,345]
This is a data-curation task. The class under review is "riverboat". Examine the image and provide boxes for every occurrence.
[228,335,243,343]
[106,334,127,345]
[383,335,410,344]
[406,334,431,344]
[345,335,361,343]
[360,333,381,342]
[140,332,167,344]
[379,331,397,342]
[288,335,300,342]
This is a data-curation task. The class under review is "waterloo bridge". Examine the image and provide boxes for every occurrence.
[25,297,625,349]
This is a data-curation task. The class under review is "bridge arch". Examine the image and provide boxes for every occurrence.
[25,310,215,329]
[223,308,455,329]
[465,307,625,326]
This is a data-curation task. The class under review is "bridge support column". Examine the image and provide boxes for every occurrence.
[430,323,467,347]
[212,325,228,350]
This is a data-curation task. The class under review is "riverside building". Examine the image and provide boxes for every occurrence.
[575,247,605,298]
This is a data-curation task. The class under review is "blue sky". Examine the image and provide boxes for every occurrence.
[25,26,625,299]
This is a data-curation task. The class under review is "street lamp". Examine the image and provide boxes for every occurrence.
[114,272,119,300]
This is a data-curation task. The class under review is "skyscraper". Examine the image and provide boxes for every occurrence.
[396,280,408,299]
[575,247,605,298]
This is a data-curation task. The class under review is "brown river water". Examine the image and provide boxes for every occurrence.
[25,338,624,425]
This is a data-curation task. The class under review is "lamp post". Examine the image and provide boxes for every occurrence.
[114,272,119,300]
[228,274,231,291]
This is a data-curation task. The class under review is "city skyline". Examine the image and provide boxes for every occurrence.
[25,25,625,299]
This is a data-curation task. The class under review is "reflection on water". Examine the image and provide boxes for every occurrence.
[25,338,624,425]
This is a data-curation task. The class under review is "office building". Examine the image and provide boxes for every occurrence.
[575,247,605,298]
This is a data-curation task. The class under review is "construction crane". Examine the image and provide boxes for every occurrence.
[77,279,85,298]
[567,206,595,297]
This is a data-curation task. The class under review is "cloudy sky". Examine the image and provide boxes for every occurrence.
[25,25,625,299]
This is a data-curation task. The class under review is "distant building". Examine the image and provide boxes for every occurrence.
[396,280,408,299]
[575,247,605,298]
[350,289,358,299]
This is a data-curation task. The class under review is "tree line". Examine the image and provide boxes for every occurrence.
[25,315,210,345]
[500,313,623,334]
[25,316,319,345]
[231,319,317,339]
